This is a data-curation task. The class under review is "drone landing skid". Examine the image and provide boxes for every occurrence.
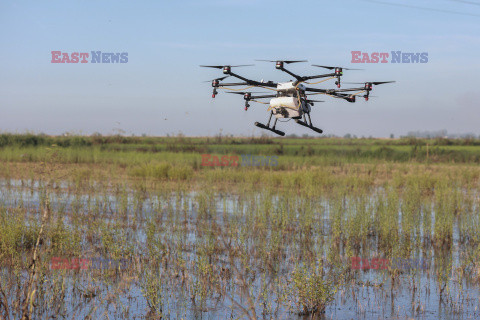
[254,112,285,136]
[255,122,285,136]
[295,120,323,134]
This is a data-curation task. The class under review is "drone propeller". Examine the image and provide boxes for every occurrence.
[257,59,308,72]
[203,76,229,83]
[200,64,254,69]
[206,75,235,98]
[256,59,307,64]
[343,81,396,85]
[201,64,255,75]
[311,65,362,88]
[343,81,395,92]
[312,65,363,71]
[227,91,271,95]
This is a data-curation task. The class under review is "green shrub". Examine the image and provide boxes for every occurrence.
[291,266,337,315]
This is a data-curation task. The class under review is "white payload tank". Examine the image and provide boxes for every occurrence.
[269,97,303,118]
[276,82,306,92]
[269,96,299,109]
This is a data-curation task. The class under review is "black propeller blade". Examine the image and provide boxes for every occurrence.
[343,81,395,85]
[370,81,395,85]
[305,99,324,103]
[256,59,307,64]
[203,76,229,83]
[200,64,254,69]
[227,91,271,95]
[312,65,363,70]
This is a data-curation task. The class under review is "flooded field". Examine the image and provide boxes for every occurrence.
[1,135,480,319]
[1,176,480,319]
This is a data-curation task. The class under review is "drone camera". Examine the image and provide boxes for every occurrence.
[223,66,231,74]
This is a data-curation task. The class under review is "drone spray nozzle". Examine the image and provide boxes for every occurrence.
[334,68,343,88]
[364,91,370,101]
[212,88,218,98]
[245,101,250,110]
[335,78,341,88]
[363,94,379,101]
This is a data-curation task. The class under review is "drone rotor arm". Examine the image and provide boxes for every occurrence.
[226,71,277,88]
[279,68,303,82]
[304,87,328,93]
[250,94,277,99]
[302,73,337,81]
[215,82,249,87]
[312,65,363,71]
[331,87,365,92]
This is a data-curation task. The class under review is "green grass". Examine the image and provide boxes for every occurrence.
[0,134,480,166]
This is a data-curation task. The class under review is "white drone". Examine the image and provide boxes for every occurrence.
[201,60,394,136]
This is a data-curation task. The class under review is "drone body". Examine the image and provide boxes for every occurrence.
[201,61,394,136]
[270,82,307,119]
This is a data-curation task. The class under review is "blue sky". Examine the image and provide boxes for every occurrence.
[1,0,479,137]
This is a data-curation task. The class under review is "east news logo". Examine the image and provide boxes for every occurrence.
[351,51,428,63]
[51,51,128,63]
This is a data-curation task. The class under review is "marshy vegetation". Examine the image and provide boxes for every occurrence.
[0,134,479,319]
